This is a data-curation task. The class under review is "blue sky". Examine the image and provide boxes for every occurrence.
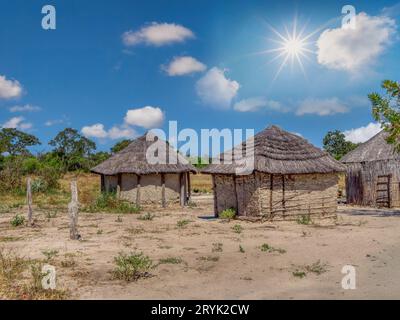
[0,0,399,154]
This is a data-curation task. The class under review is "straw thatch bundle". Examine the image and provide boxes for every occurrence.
[91,133,196,176]
[202,125,346,175]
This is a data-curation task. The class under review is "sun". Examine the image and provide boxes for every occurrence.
[257,17,319,81]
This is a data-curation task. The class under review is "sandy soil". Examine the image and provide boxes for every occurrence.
[1,195,400,300]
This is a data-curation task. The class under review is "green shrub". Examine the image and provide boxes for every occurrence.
[10,214,25,227]
[113,252,153,281]
[84,192,140,214]
[22,157,41,175]
[260,243,286,254]
[297,215,312,225]
[232,224,243,234]
[177,219,191,228]
[138,212,154,221]
[219,208,236,220]
[158,257,182,265]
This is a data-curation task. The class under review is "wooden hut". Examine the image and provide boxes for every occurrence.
[341,130,400,208]
[91,134,197,207]
[201,125,346,220]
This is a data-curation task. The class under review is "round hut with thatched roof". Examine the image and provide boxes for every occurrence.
[91,133,197,207]
[341,130,400,208]
[201,125,346,220]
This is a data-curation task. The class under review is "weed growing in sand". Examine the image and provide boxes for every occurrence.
[239,245,245,253]
[297,215,312,225]
[126,227,145,235]
[212,243,223,252]
[84,192,140,214]
[44,211,57,221]
[177,219,191,228]
[61,256,76,268]
[0,249,27,282]
[115,216,123,223]
[10,214,25,227]
[113,252,153,282]
[219,208,236,220]
[138,212,155,221]
[197,255,219,262]
[292,270,306,278]
[42,249,59,262]
[158,257,183,265]
[292,260,329,278]
[0,236,22,242]
[97,229,103,235]
[232,224,243,234]
[187,201,197,208]
[260,243,286,254]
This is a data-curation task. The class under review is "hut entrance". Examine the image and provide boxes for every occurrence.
[376,175,391,208]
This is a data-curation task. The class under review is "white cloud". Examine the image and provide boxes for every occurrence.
[2,116,32,130]
[122,22,194,47]
[296,98,349,116]
[81,123,136,140]
[0,75,23,99]
[317,12,396,72]
[45,119,65,127]
[163,56,206,76]
[344,122,382,143]
[195,67,240,109]
[9,104,41,113]
[233,97,287,113]
[124,106,164,129]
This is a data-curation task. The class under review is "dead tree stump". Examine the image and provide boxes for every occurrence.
[68,180,81,240]
[27,177,33,226]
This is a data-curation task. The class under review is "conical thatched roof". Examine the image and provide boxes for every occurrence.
[91,133,197,175]
[201,125,346,175]
[341,130,399,163]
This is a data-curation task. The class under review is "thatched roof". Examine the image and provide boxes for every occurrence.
[91,133,197,175]
[341,130,399,163]
[201,125,346,175]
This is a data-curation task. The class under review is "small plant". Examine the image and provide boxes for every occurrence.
[297,215,312,225]
[292,270,306,278]
[305,260,329,275]
[10,214,25,227]
[212,242,223,252]
[45,211,57,220]
[232,224,243,234]
[197,255,219,262]
[115,216,123,223]
[61,257,76,268]
[187,201,197,208]
[260,243,286,254]
[138,212,155,221]
[219,208,236,220]
[239,245,245,253]
[42,249,59,262]
[97,229,103,235]
[158,257,183,265]
[0,249,27,282]
[84,192,140,214]
[113,252,153,282]
[177,219,191,228]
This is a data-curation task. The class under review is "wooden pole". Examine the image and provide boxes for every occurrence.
[212,175,218,217]
[136,175,141,207]
[68,180,81,240]
[180,173,185,207]
[187,173,191,202]
[161,173,166,208]
[27,177,33,226]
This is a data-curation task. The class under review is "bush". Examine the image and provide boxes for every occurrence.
[232,224,243,234]
[10,214,25,227]
[113,252,153,281]
[297,215,312,225]
[219,208,236,220]
[22,157,41,175]
[84,192,140,214]
[138,212,154,221]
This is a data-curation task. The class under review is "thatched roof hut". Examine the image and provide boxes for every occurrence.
[92,133,197,207]
[202,125,345,220]
[341,130,400,208]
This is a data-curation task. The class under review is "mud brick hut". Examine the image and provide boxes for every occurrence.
[341,130,400,208]
[91,133,197,207]
[202,125,346,220]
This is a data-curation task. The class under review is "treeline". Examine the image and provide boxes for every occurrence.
[0,127,131,194]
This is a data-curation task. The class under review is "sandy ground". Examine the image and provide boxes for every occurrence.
[1,195,400,300]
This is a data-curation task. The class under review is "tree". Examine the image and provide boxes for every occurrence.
[323,130,359,160]
[0,128,41,156]
[370,80,400,151]
[90,151,110,166]
[111,139,132,154]
[49,128,96,171]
